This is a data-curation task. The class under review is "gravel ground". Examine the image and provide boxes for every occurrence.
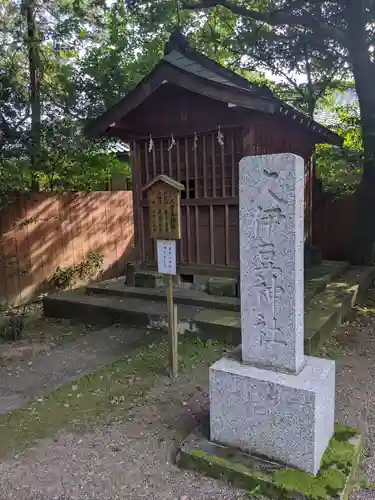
[0,325,147,414]
[0,362,248,500]
[0,313,375,499]
[338,315,375,499]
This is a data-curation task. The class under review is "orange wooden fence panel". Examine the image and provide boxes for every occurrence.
[0,189,359,306]
[0,192,134,305]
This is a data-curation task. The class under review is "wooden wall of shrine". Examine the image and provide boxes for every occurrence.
[130,87,315,277]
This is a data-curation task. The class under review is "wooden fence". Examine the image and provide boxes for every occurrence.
[313,193,357,261]
[0,188,361,306]
[0,192,134,305]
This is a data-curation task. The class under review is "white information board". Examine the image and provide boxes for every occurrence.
[156,239,177,275]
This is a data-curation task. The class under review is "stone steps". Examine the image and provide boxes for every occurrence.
[43,292,241,344]
[86,260,349,312]
[304,265,375,352]
[43,263,375,354]
[87,280,241,312]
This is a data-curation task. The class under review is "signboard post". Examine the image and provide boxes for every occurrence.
[143,175,184,378]
[156,239,178,377]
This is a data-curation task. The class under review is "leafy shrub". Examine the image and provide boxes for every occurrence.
[49,251,104,290]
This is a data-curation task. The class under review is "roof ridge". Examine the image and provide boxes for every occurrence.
[164,30,274,99]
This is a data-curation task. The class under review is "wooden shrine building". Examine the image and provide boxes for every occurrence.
[87,31,342,278]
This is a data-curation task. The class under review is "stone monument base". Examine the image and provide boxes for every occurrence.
[210,352,335,475]
[177,420,363,499]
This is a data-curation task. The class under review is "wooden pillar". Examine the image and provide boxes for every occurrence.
[131,141,142,263]
[242,125,255,157]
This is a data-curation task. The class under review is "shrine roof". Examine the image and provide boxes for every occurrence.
[85,30,342,147]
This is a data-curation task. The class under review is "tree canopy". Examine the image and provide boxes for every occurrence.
[0,0,373,261]
[1,0,361,193]
[181,0,375,263]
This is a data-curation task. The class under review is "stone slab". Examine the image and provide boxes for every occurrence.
[210,352,335,475]
[239,154,305,373]
[207,277,238,298]
[193,275,209,291]
[134,271,165,288]
[177,420,363,499]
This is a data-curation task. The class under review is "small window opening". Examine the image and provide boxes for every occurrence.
[180,274,194,284]
[181,179,196,199]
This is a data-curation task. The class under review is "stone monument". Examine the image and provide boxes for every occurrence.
[209,154,335,475]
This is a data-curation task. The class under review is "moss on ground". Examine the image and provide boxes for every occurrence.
[272,425,362,499]
[179,424,363,499]
[0,337,227,457]
[185,450,278,496]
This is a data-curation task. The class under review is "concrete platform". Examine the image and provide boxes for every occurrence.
[43,262,375,355]
[86,260,349,308]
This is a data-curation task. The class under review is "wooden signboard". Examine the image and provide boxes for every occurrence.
[142,175,184,379]
[144,175,184,240]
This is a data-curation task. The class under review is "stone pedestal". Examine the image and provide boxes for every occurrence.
[210,352,335,475]
[209,154,335,476]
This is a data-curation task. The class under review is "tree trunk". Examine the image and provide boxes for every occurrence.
[25,0,41,188]
[303,44,315,121]
[346,3,375,264]
[303,43,319,252]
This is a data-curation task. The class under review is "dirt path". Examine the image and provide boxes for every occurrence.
[0,325,150,414]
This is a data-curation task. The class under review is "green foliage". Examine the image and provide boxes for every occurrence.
[0,0,372,205]
[188,1,364,196]
[0,307,27,342]
[181,1,375,269]
[49,251,104,289]
[76,251,104,281]
[50,265,77,290]
[182,0,351,118]
[0,0,136,196]
[316,93,363,194]
[0,254,28,279]
[0,162,30,210]
[0,250,29,340]
[32,120,131,192]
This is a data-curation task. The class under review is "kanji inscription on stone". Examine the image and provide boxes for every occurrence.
[239,154,305,374]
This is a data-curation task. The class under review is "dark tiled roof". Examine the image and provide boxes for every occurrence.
[163,30,274,99]
[85,30,342,146]
[161,30,341,145]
